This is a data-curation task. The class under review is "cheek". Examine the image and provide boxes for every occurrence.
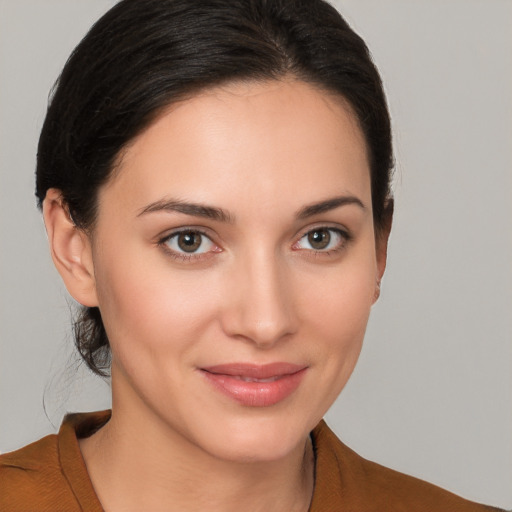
[299,244,376,396]
[93,244,222,365]
[310,273,373,367]
[302,247,376,342]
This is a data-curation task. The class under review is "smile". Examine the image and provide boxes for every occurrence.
[200,363,308,407]
[231,375,281,383]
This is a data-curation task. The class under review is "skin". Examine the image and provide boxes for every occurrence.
[43,79,390,512]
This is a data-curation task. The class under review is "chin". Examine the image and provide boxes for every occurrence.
[191,413,313,464]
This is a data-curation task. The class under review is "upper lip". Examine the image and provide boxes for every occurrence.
[201,362,307,379]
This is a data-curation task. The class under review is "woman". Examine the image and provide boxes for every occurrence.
[0,0,507,510]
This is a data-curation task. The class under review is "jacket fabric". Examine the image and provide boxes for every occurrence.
[0,410,504,511]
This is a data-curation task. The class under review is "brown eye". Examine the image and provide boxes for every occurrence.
[177,231,202,252]
[293,227,347,253]
[307,229,331,250]
[164,230,216,255]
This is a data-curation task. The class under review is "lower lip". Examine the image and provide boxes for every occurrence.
[201,368,307,407]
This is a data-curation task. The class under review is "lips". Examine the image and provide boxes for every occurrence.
[200,363,307,407]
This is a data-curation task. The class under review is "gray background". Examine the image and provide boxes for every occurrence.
[0,0,510,508]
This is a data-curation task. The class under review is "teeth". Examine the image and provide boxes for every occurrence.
[236,376,280,383]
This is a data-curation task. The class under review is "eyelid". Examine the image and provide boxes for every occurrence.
[294,222,351,242]
[155,223,351,262]
[292,224,352,253]
[157,226,222,261]
[156,225,217,243]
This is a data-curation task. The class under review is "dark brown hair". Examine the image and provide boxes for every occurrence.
[36,0,393,376]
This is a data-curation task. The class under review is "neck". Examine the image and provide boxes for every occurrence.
[79,387,315,512]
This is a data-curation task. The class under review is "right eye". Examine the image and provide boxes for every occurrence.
[161,230,218,256]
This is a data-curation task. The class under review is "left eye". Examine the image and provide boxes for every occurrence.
[164,230,215,254]
[295,228,346,251]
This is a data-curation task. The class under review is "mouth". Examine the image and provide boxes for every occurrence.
[222,375,282,383]
[199,363,308,407]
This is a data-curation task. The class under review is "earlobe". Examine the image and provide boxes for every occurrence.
[373,199,393,304]
[43,189,98,307]
[373,278,381,303]
[372,245,386,305]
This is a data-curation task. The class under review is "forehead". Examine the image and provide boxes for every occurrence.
[100,79,371,218]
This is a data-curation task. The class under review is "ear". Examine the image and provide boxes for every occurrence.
[373,199,393,304]
[43,189,98,307]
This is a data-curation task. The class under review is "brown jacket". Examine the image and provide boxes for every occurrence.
[0,411,505,511]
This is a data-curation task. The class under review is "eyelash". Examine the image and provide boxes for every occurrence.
[158,228,219,262]
[292,227,351,257]
[157,226,351,262]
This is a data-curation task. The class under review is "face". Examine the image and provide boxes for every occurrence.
[88,80,385,462]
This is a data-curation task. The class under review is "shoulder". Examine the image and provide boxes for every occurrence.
[0,434,78,511]
[310,421,506,512]
[0,411,110,512]
[0,433,61,485]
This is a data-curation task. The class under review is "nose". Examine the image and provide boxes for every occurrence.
[220,251,298,348]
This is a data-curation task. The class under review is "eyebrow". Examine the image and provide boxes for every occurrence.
[137,194,365,223]
[296,195,366,219]
[137,199,234,223]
